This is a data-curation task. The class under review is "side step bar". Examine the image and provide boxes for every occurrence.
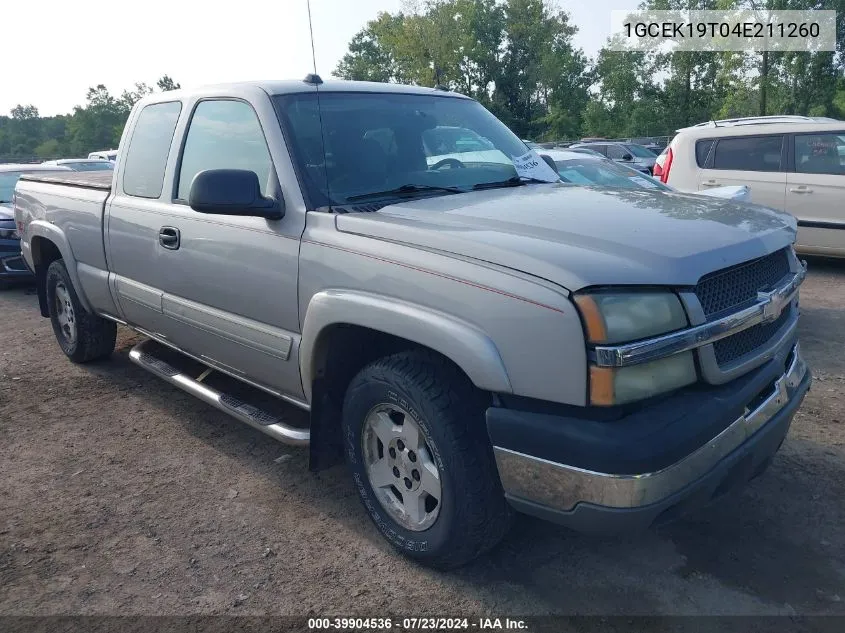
[129,340,310,446]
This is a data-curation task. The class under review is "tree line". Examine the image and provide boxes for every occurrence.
[4,0,845,162]
[335,0,845,140]
[0,76,180,163]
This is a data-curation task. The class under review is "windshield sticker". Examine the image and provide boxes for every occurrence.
[511,151,561,182]
[628,176,659,189]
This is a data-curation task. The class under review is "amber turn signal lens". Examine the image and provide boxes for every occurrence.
[574,294,607,343]
[589,366,615,406]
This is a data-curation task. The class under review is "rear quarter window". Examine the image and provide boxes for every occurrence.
[695,139,714,167]
[122,101,183,198]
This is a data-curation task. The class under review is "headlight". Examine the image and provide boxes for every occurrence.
[590,352,697,406]
[574,291,688,344]
[574,290,695,405]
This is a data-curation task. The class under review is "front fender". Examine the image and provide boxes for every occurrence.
[299,290,513,402]
[27,220,93,313]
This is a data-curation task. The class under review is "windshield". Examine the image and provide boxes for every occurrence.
[0,169,71,202]
[553,157,671,191]
[625,144,658,158]
[0,172,26,202]
[273,92,557,208]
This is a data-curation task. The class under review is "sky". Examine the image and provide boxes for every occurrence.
[4,0,639,117]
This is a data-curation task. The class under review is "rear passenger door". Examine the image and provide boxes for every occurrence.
[787,131,845,255]
[698,135,787,210]
[106,100,184,341]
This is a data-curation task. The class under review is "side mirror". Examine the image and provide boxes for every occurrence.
[621,153,634,161]
[188,169,284,220]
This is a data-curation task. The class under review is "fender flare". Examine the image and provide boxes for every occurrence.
[27,221,94,313]
[299,290,513,402]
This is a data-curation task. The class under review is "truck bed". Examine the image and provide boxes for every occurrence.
[18,170,113,191]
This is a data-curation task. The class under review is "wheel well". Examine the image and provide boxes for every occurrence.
[31,237,63,317]
[307,324,483,471]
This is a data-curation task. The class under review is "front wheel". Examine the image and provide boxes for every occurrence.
[46,259,116,363]
[342,350,512,569]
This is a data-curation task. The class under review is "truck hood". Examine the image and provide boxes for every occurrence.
[335,184,797,292]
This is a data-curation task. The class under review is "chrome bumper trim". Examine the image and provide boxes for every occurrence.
[593,262,807,368]
[494,343,808,512]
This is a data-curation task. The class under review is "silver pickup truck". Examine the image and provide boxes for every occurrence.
[14,78,811,568]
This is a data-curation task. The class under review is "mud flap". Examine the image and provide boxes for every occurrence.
[308,377,344,472]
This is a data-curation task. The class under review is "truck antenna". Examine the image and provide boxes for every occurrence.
[307,0,318,76]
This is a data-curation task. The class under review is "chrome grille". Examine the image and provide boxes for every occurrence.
[713,308,792,366]
[695,248,791,318]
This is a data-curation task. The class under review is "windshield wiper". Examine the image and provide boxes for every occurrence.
[346,184,463,202]
[472,176,552,191]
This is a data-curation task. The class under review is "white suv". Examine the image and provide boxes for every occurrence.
[655,115,845,258]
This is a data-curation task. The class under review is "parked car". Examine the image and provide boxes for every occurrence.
[87,150,118,162]
[655,115,845,257]
[540,149,750,201]
[521,139,542,149]
[16,79,810,568]
[420,125,511,167]
[570,141,658,174]
[0,164,71,285]
[566,146,606,157]
[42,158,115,171]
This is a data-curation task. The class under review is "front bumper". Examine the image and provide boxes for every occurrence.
[0,238,33,281]
[488,341,810,534]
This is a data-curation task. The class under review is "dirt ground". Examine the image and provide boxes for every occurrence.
[1,259,844,620]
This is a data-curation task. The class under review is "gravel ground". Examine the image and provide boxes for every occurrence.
[1,259,844,619]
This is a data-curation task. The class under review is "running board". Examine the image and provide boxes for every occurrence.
[128,340,309,446]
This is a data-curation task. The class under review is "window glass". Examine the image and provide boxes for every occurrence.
[363,128,399,157]
[624,144,657,158]
[712,135,783,172]
[122,101,182,198]
[422,126,495,155]
[695,139,714,167]
[273,92,540,207]
[795,132,845,175]
[0,173,26,202]
[607,145,629,160]
[1,170,74,202]
[587,144,607,156]
[177,100,273,200]
[554,157,671,191]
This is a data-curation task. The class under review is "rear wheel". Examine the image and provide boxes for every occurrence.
[46,259,116,363]
[342,350,512,569]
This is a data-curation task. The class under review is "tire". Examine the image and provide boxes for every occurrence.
[342,350,512,569]
[46,259,116,363]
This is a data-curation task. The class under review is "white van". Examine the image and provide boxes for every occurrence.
[655,116,845,258]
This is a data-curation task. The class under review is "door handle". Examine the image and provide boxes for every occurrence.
[701,180,720,187]
[159,226,181,250]
[789,187,812,194]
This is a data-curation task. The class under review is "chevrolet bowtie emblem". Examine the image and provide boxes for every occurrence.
[757,289,783,324]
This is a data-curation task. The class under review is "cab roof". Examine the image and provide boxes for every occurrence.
[142,79,472,104]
